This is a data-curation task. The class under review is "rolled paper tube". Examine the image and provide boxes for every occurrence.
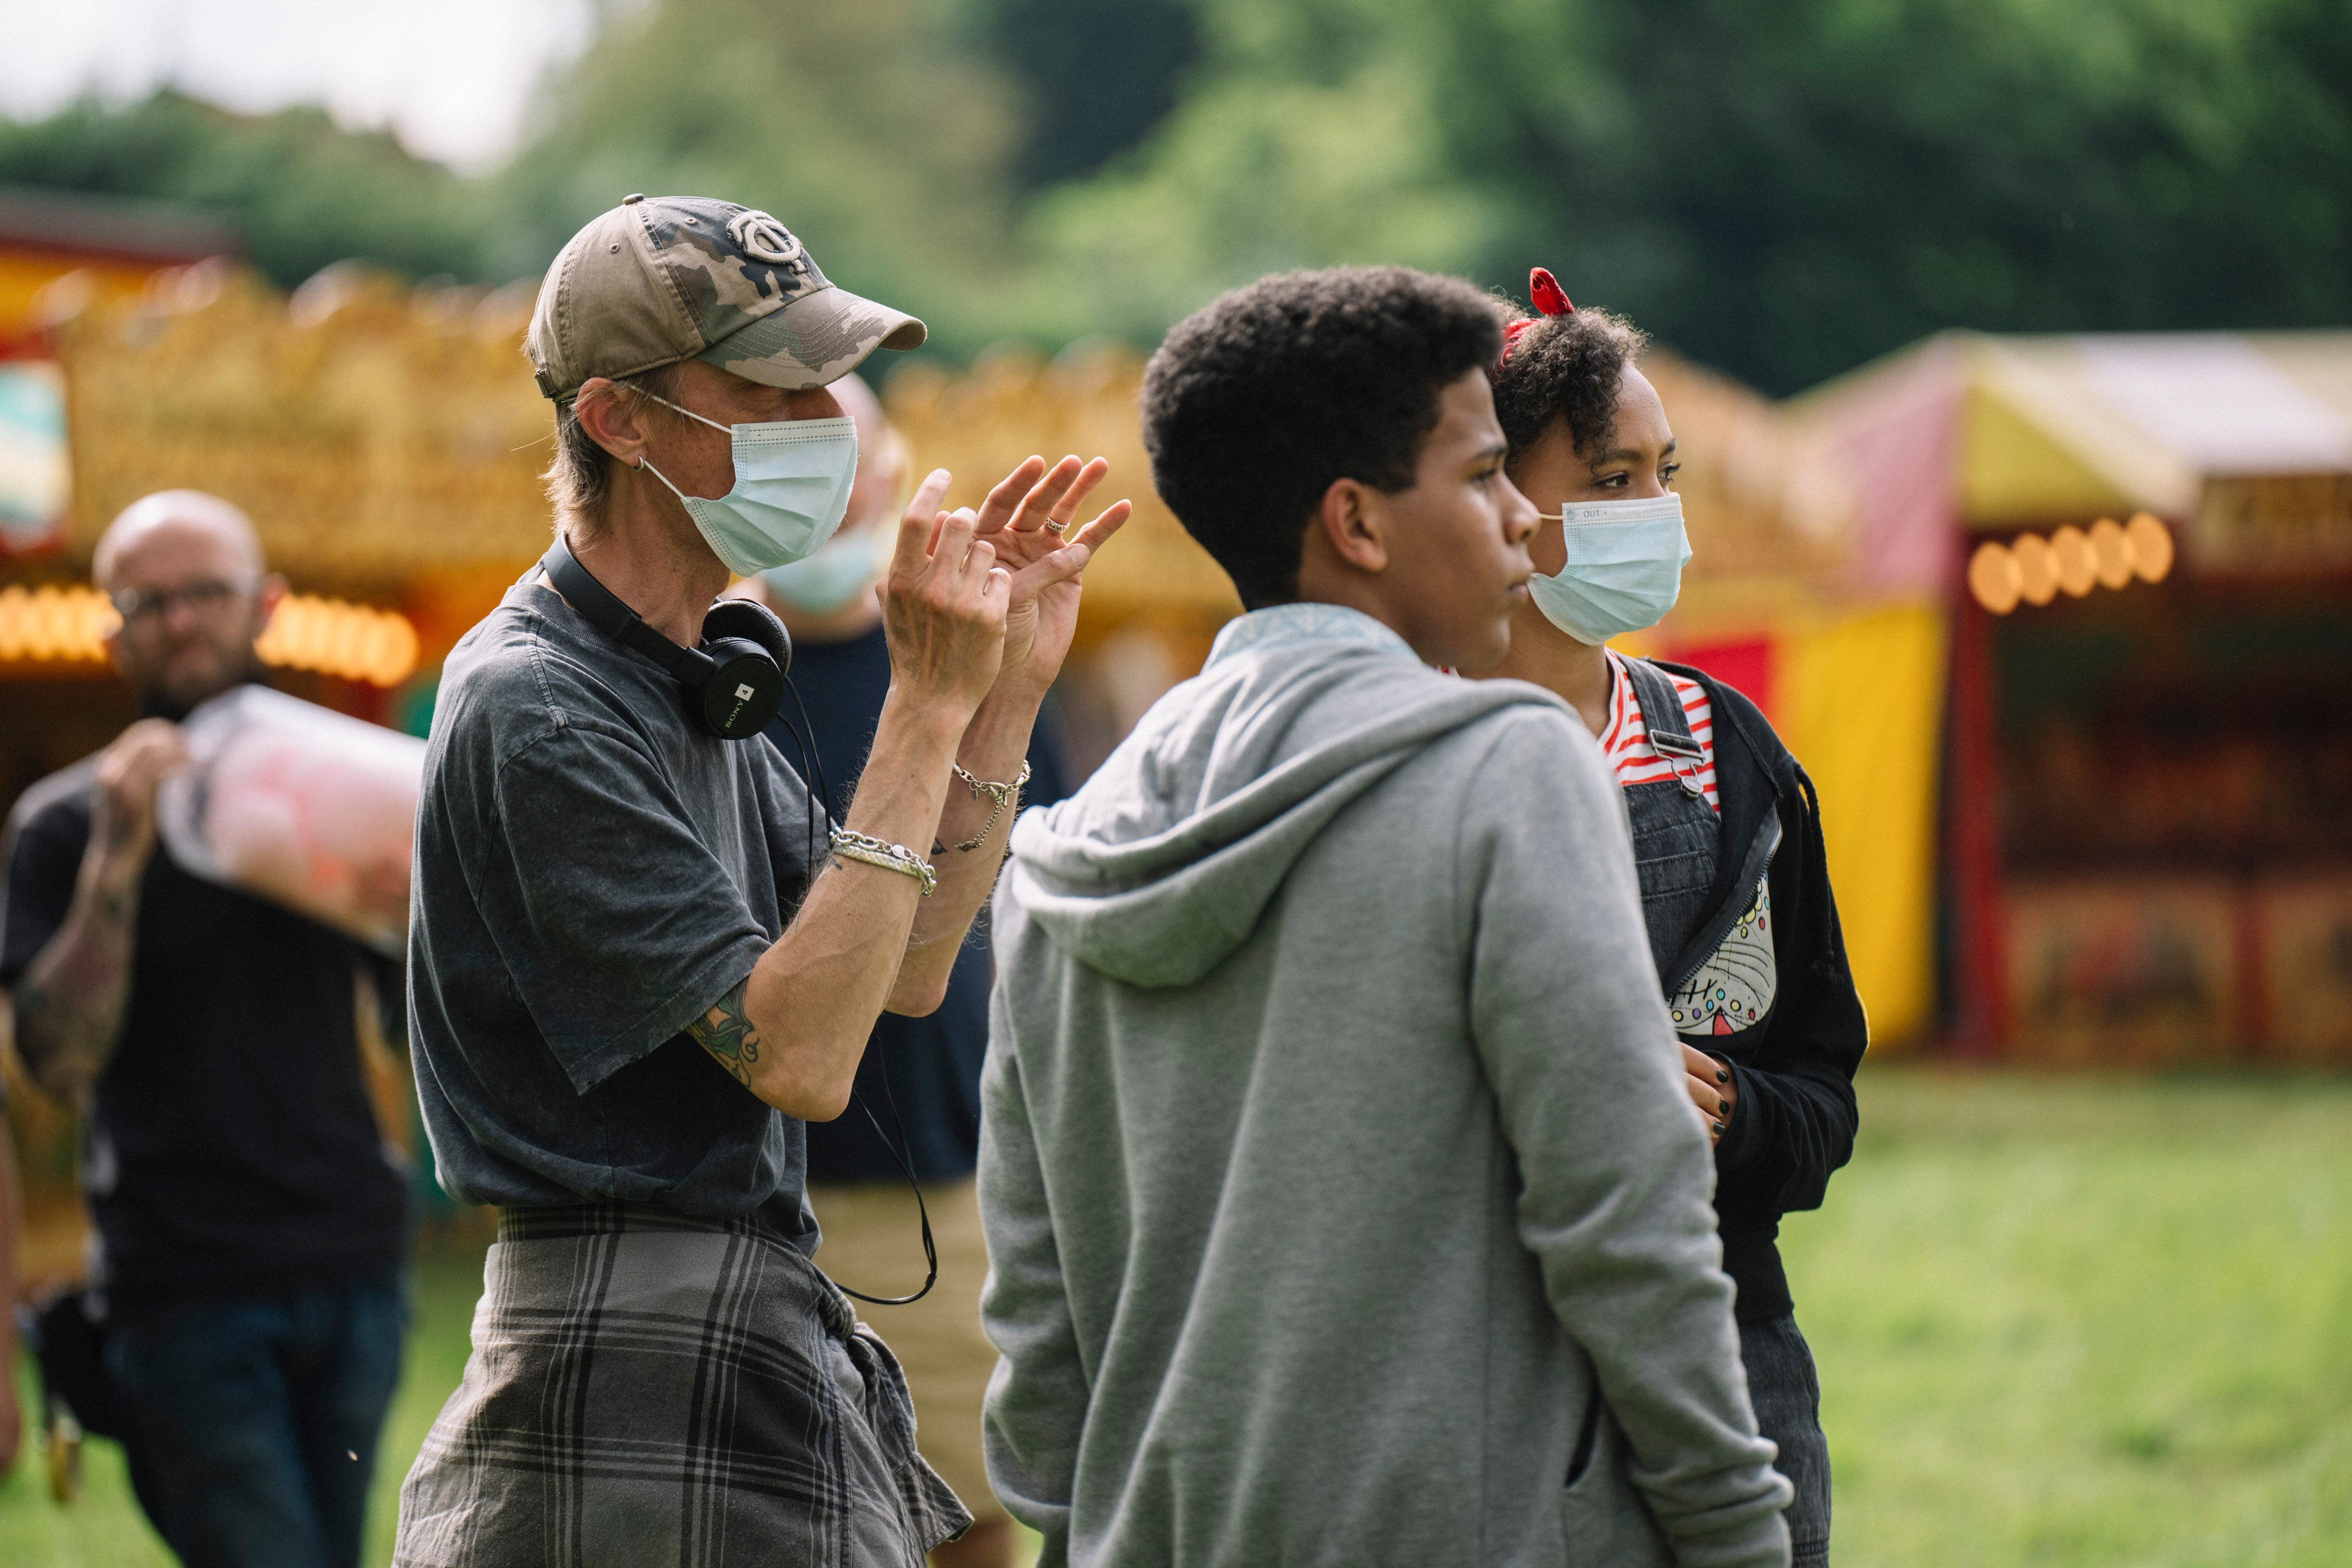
[155,687,426,956]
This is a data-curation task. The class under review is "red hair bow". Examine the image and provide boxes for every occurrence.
[1495,266,1575,371]
[1529,267,1574,317]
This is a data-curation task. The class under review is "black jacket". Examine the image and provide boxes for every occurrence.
[1656,661,1868,1324]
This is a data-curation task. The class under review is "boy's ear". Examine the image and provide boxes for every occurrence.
[1312,477,1390,576]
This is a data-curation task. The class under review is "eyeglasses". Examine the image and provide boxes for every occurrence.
[108,578,254,627]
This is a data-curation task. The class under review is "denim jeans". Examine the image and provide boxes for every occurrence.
[104,1273,407,1568]
[1741,1314,1831,1567]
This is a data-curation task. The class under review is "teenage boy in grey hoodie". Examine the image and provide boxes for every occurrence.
[979,267,1793,1568]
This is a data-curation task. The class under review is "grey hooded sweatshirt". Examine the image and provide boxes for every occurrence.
[980,606,1792,1568]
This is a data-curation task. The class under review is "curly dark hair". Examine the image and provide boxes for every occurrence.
[1487,305,1649,465]
[1141,266,1503,608]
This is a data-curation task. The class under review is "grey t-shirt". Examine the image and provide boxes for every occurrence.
[410,571,821,1245]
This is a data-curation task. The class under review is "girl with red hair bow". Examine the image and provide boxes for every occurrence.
[1483,267,1866,1568]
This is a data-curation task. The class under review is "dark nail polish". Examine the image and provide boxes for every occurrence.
[1712,1121,1726,1136]
[1715,1069,1729,1084]
[1719,1100,1731,1116]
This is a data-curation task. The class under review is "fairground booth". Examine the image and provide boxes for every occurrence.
[1788,331,2352,1067]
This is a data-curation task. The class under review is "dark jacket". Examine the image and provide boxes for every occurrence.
[1655,660,1867,1324]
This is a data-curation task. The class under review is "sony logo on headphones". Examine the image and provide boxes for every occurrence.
[720,681,759,731]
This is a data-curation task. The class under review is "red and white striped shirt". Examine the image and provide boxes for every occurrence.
[1600,651,1719,813]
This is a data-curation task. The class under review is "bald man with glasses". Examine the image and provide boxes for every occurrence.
[1,490,410,1568]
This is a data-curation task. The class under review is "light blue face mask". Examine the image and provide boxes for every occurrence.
[1526,493,1692,645]
[759,522,893,614]
[636,391,859,576]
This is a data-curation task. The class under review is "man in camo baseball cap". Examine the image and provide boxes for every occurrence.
[525,193,927,398]
[397,185,1132,1566]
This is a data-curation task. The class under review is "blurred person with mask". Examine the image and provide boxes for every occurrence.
[395,197,1125,1568]
[1482,271,1866,1568]
[739,372,1072,1568]
[0,491,410,1568]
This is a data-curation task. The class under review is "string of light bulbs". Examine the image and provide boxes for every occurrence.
[0,583,420,687]
[1967,512,2174,615]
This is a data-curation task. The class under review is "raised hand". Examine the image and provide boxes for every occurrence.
[967,454,1131,696]
[93,718,189,871]
[880,470,1012,722]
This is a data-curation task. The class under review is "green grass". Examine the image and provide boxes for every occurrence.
[1786,1068,2352,1566]
[4,1067,2349,1565]
[1,1237,486,1567]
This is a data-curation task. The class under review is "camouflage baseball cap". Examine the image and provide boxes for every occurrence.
[525,194,927,401]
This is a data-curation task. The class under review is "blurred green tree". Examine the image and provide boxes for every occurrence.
[1020,0,1523,347]
[1480,0,2352,390]
[0,89,489,288]
[489,0,1027,358]
[980,0,1199,189]
[1026,0,2352,392]
[1,0,2343,393]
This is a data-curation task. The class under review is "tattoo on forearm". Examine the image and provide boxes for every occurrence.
[687,981,763,1091]
[15,876,141,1101]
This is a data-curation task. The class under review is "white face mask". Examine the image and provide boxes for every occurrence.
[1526,493,1692,645]
[635,391,859,576]
[759,522,893,614]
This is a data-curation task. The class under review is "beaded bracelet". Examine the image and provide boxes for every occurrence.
[828,828,937,896]
[950,759,1031,853]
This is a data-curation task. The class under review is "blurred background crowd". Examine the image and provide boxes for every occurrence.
[0,1,2348,1564]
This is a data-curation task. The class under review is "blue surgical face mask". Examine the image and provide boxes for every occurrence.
[636,391,858,576]
[759,522,892,614]
[1526,493,1692,645]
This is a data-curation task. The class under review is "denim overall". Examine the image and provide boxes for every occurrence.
[1618,658,1832,1565]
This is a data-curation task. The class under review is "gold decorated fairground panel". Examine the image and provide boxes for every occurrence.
[881,343,1857,636]
[48,262,1854,631]
[53,263,556,593]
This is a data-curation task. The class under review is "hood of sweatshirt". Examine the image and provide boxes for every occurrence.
[1007,615,1568,988]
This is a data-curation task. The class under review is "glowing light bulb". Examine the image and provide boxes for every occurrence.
[2126,513,2173,583]
[2050,526,2095,597]
[2012,533,2058,606]
[2088,518,2133,589]
[1968,541,2021,614]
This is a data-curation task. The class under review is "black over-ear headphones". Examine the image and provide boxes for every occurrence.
[539,537,791,740]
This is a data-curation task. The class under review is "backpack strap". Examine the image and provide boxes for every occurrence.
[1622,656,1706,798]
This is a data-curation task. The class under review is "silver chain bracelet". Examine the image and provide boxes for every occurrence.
[828,828,937,896]
[950,758,1031,853]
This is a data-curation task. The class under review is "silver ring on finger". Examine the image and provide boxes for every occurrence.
[1043,519,1066,534]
